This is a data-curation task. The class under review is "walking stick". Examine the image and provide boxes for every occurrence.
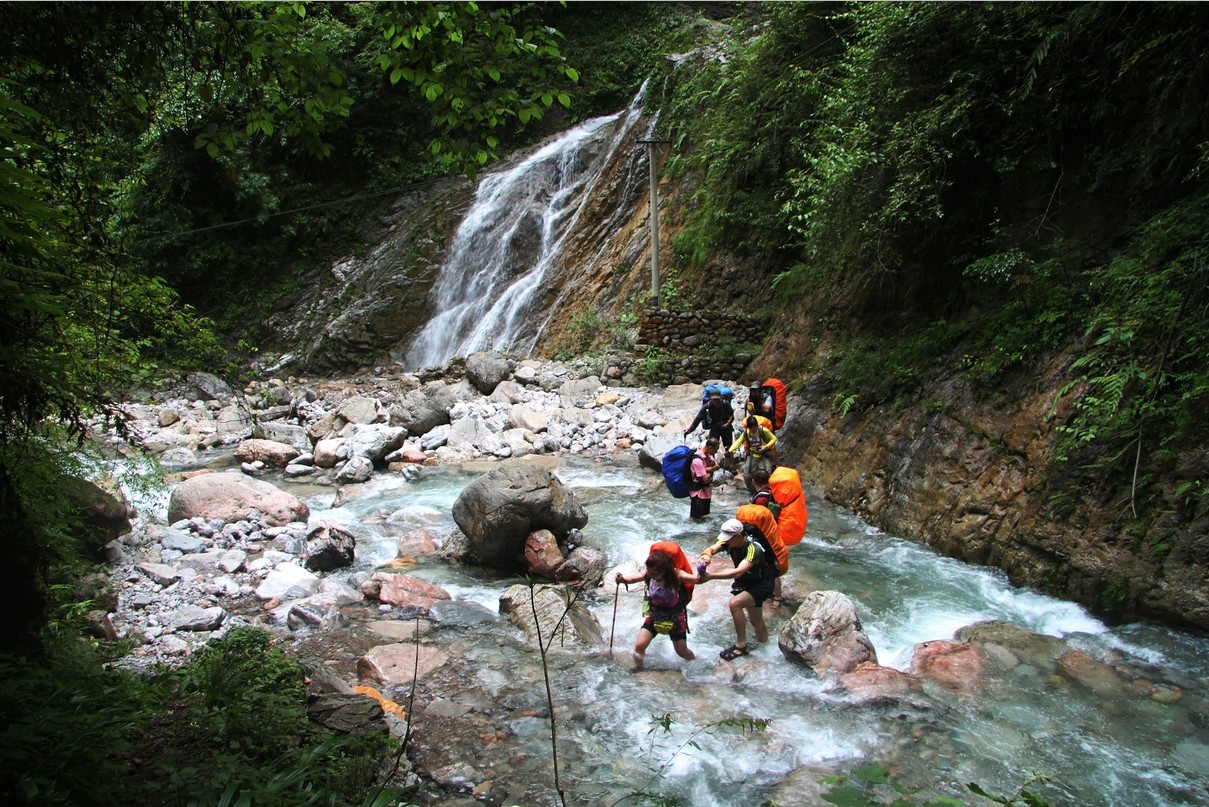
[608,580,621,654]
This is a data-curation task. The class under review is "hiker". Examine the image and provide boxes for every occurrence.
[688,437,721,521]
[686,389,735,447]
[614,548,698,669]
[750,467,781,517]
[697,518,773,660]
[730,415,778,493]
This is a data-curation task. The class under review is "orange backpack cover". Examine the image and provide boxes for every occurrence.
[649,540,695,604]
[768,466,807,545]
[735,504,788,575]
[763,377,788,431]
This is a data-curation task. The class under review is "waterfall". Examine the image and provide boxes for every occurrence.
[404,86,648,369]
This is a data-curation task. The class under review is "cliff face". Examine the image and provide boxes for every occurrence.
[775,340,1209,631]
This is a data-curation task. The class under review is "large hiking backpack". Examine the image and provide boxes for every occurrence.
[763,378,787,431]
[661,444,698,499]
[768,466,807,545]
[649,540,695,604]
[702,384,734,404]
[735,504,788,575]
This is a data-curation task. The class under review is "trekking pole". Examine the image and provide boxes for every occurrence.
[608,580,621,654]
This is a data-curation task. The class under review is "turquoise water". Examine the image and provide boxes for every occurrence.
[202,454,1209,805]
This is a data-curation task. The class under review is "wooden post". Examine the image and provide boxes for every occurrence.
[640,138,671,307]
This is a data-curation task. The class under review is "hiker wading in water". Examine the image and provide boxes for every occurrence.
[615,549,698,669]
[698,518,773,660]
[688,437,721,522]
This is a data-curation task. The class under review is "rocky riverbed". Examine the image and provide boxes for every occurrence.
[83,354,1209,806]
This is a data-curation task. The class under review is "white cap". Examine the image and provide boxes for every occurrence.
[717,519,744,541]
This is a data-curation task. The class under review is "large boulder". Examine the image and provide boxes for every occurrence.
[954,619,1064,668]
[778,590,878,677]
[168,472,310,526]
[253,422,311,453]
[637,434,681,473]
[234,438,300,467]
[60,475,132,553]
[451,459,588,568]
[304,522,357,572]
[836,661,927,707]
[183,371,235,401]
[498,583,604,648]
[344,424,408,466]
[465,350,511,394]
[389,380,473,435]
[361,572,452,609]
[358,645,450,688]
[907,640,986,695]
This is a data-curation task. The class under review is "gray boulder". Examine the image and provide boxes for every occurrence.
[304,522,356,572]
[336,456,374,483]
[451,459,588,568]
[253,422,311,453]
[344,424,407,466]
[465,350,511,394]
[778,590,878,677]
[637,434,681,473]
[184,371,235,401]
[498,583,604,648]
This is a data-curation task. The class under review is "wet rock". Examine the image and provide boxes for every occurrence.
[307,693,389,735]
[955,619,1063,667]
[255,563,321,601]
[498,583,604,648]
[1056,649,1128,698]
[253,421,311,453]
[451,458,588,569]
[336,456,374,483]
[524,529,566,578]
[837,661,927,707]
[908,640,986,695]
[778,590,878,676]
[234,438,301,467]
[555,545,608,589]
[361,572,452,609]
[304,522,357,572]
[357,644,450,687]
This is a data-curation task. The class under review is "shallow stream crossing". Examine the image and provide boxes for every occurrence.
[257,454,1209,806]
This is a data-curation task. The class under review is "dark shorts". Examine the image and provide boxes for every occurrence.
[690,496,711,519]
[732,577,776,607]
[642,609,689,641]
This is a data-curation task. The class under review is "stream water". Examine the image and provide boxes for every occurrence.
[258,455,1209,806]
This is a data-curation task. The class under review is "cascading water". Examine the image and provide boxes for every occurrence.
[404,86,649,370]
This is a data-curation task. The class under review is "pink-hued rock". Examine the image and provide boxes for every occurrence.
[234,438,300,467]
[1057,650,1128,698]
[908,639,986,695]
[524,529,566,578]
[361,572,451,609]
[357,645,450,687]
[167,471,309,526]
[837,661,925,706]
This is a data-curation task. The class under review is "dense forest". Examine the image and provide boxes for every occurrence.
[2,1,1207,803]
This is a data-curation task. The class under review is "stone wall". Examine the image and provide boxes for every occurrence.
[634,308,766,384]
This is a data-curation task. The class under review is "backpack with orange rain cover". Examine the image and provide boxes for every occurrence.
[735,504,788,575]
[763,377,788,431]
[768,466,807,545]
[649,540,695,605]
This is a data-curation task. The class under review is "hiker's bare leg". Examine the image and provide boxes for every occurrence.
[746,605,769,644]
[633,628,655,668]
[672,638,695,661]
[729,591,756,646]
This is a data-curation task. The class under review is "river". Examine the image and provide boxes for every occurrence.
[235,452,1209,807]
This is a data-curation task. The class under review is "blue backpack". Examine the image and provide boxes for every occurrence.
[661,444,698,498]
[702,384,734,404]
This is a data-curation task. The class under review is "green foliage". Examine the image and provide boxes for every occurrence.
[821,764,1052,807]
[634,346,670,385]
[0,626,403,806]
[564,307,637,357]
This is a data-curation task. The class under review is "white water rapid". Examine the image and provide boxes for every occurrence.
[404,88,648,370]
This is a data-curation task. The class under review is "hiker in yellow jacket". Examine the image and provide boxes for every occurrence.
[730,415,777,494]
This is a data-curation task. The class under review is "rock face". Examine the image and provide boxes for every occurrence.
[780,353,1209,631]
[451,458,588,568]
[907,640,986,695]
[778,590,878,677]
[167,472,310,526]
[498,583,604,648]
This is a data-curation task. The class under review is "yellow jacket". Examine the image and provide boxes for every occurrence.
[730,425,777,457]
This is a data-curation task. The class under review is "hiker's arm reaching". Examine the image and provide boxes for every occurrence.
[615,571,645,585]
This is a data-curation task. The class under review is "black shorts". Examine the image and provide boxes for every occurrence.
[642,609,689,641]
[733,577,775,606]
[690,496,711,519]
